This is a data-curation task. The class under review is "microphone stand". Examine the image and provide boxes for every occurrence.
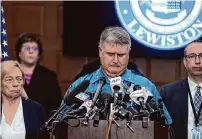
[142,115,149,128]
[158,98,166,127]
[105,104,120,139]
[139,100,149,128]
[93,107,101,127]
[82,106,98,126]
[126,112,135,133]
[106,86,123,139]
[49,120,59,139]
[92,99,104,127]
[82,78,105,126]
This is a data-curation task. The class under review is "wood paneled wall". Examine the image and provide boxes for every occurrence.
[2,1,187,96]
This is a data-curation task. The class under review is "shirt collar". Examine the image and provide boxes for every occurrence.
[91,67,109,84]
[2,97,23,123]
[188,77,202,92]
[91,67,132,83]
[19,97,23,110]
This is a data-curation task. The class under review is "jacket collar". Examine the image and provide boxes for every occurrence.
[179,77,189,133]
[91,67,132,83]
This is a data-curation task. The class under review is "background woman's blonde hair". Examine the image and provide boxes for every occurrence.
[1,60,28,100]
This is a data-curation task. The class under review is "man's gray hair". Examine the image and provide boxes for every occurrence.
[99,26,131,49]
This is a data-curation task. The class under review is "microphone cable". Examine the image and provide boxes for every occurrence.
[168,125,175,139]
[105,113,115,139]
[63,117,80,127]
[105,105,118,139]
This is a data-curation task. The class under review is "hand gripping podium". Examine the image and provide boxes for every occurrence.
[55,120,168,139]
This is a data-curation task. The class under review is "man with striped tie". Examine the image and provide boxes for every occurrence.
[160,40,202,139]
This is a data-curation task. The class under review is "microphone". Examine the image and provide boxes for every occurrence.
[127,106,139,118]
[68,92,91,116]
[110,76,124,94]
[81,78,105,126]
[64,80,90,106]
[82,93,105,125]
[110,77,124,105]
[148,99,158,110]
[158,98,166,123]
[145,102,155,113]
[115,102,139,120]
[129,85,153,107]
[129,85,155,122]
[147,99,162,122]
[69,100,92,116]
[62,92,90,114]
[129,85,155,128]
[42,80,90,130]
[116,106,129,119]
[130,91,146,110]
[133,84,141,90]
[82,104,99,126]
[75,92,90,102]
[126,106,138,133]
[92,77,105,107]
[100,92,113,119]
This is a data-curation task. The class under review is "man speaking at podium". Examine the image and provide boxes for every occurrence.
[61,26,172,125]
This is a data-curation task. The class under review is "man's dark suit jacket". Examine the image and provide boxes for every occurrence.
[160,78,189,139]
[22,99,48,139]
[24,64,62,116]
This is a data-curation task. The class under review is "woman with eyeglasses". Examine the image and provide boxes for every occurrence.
[0,60,48,139]
[15,33,62,117]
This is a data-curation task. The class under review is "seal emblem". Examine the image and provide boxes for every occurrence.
[115,0,202,50]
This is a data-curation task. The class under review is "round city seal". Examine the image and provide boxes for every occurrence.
[115,0,202,50]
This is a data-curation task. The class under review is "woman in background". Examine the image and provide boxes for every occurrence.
[15,33,62,116]
[0,60,48,139]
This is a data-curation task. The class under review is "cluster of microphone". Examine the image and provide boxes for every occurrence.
[42,77,166,132]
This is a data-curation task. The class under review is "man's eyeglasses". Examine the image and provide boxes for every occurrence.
[185,53,202,61]
[23,45,38,52]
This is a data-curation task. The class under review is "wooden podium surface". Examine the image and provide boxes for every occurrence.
[111,121,154,139]
[56,120,168,139]
[67,120,108,139]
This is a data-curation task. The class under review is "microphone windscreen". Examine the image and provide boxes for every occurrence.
[133,84,141,91]
[123,93,130,102]
[101,92,113,101]
[64,80,90,105]
[80,100,92,113]
[127,106,139,116]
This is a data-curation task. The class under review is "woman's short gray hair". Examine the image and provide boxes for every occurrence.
[1,60,28,100]
[99,26,131,50]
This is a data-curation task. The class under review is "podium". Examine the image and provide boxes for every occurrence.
[55,120,168,139]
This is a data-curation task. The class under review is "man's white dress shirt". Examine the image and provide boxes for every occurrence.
[188,78,202,139]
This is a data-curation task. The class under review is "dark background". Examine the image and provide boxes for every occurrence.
[63,1,196,58]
